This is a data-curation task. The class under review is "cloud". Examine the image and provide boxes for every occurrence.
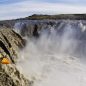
[0,1,86,20]
[27,0,86,5]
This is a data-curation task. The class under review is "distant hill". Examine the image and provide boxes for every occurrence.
[26,14,86,20]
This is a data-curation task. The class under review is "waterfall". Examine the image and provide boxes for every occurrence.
[16,20,86,86]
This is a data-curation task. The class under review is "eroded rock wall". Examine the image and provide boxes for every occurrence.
[0,28,32,86]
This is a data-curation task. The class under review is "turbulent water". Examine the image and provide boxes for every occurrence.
[16,21,86,86]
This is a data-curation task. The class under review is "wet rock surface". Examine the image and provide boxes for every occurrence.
[0,28,32,86]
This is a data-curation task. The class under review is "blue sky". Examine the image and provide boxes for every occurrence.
[0,0,86,20]
[0,0,67,4]
[0,0,86,4]
[0,0,27,4]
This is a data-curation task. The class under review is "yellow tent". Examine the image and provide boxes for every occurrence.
[1,57,10,64]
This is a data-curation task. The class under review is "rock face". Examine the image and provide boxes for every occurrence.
[13,20,86,39]
[0,28,32,86]
[0,28,26,63]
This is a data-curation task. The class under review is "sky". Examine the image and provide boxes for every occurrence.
[0,0,86,20]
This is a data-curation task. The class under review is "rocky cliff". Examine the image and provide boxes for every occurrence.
[0,28,32,86]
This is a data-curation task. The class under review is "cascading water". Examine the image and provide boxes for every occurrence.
[16,20,86,86]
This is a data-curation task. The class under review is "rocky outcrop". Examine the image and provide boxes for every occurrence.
[0,28,32,86]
